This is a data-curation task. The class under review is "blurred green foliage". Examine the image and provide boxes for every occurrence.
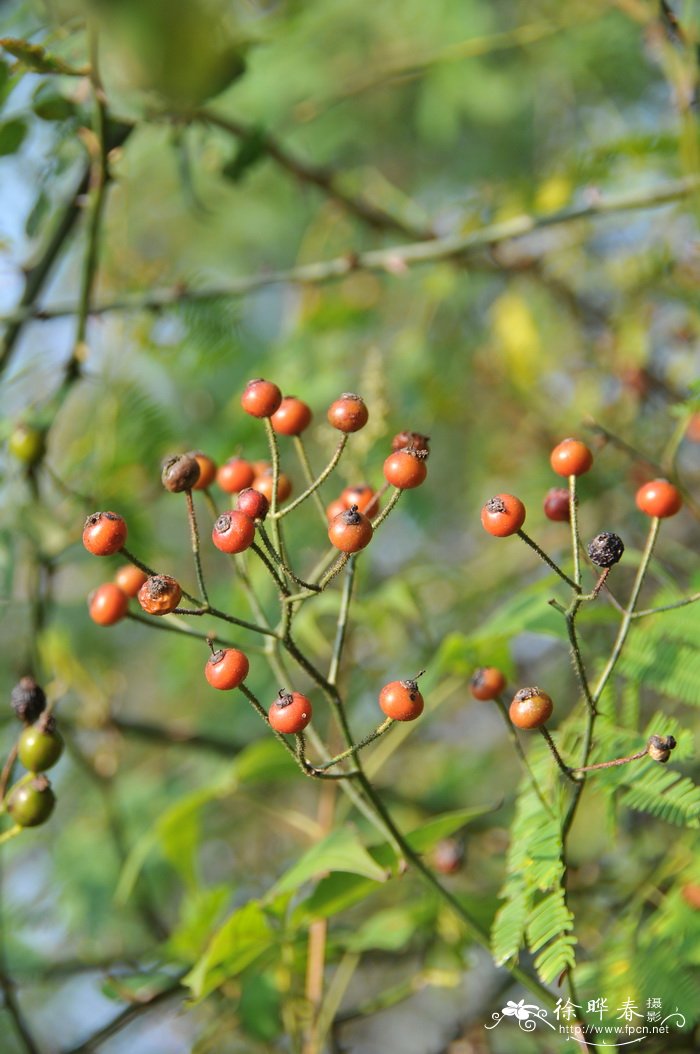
[0,0,699,1051]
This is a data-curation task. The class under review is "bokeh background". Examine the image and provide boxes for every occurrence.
[1,1,699,1051]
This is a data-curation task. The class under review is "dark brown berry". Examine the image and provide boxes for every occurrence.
[587,532,625,568]
[11,676,47,725]
[161,453,201,492]
[647,734,677,763]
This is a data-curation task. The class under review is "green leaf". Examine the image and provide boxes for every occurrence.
[221,125,267,182]
[32,83,76,121]
[238,971,283,1041]
[345,903,431,952]
[184,901,274,1000]
[295,806,496,925]
[394,804,499,853]
[0,118,27,156]
[266,825,389,900]
[167,886,231,961]
[25,190,49,238]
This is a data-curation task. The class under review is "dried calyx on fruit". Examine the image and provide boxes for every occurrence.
[391,431,430,454]
[161,453,201,492]
[587,532,625,568]
[11,676,47,725]
[647,734,677,763]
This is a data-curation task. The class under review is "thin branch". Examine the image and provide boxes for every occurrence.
[194,109,433,239]
[0,968,43,1054]
[60,973,187,1054]
[517,529,580,591]
[3,177,698,326]
[272,436,348,520]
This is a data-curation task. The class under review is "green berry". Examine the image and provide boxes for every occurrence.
[6,775,56,827]
[8,424,46,466]
[18,723,64,772]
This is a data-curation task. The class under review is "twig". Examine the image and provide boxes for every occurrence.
[184,490,209,606]
[60,972,188,1054]
[194,109,433,239]
[517,529,580,591]
[4,177,699,326]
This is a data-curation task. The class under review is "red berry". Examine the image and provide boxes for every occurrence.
[83,511,127,556]
[212,510,256,553]
[205,648,250,690]
[252,469,292,503]
[509,687,553,729]
[161,453,200,492]
[241,378,282,418]
[378,677,424,721]
[480,494,526,537]
[383,450,427,490]
[114,564,149,597]
[268,690,312,733]
[391,431,430,455]
[470,667,506,701]
[190,451,217,490]
[340,484,376,513]
[328,505,373,553]
[217,457,256,493]
[635,479,683,519]
[137,575,182,615]
[327,393,368,433]
[550,438,593,477]
[432,838,464,875]
[89,583,129,625]
[270,396,313,436]
[236,488,269,521]
[325,497,347,523]
[543,487,570,523]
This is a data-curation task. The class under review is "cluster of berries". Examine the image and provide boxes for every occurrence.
[2,677,63,829]
[482,437,683,539]
[82,380,431,737]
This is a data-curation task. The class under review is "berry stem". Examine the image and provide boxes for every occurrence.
[283,554,351,604]
[563,515,661,837]
[255,528,317,593]
[631,591,700,619]
[328,556,355,686]
[0,825,23,847]
[184,489,209,606]
[537,726,574,780]
[120,547,201,606]
[563,602,597,715]
[250,540,291,592]
[580,567,610,601]
[568,474,582,588]
[293,435,332,523]
[371,486,402,529]
[493,699,554,815]
[201,489,219,521]
[0,744,18,802]
[125,611,264,653]
[263,417,287,573]
[273,436,348,521]
[316,718,394,770]
[516,530,581,592]
[572,748,649,773]
[169,603,279,638]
